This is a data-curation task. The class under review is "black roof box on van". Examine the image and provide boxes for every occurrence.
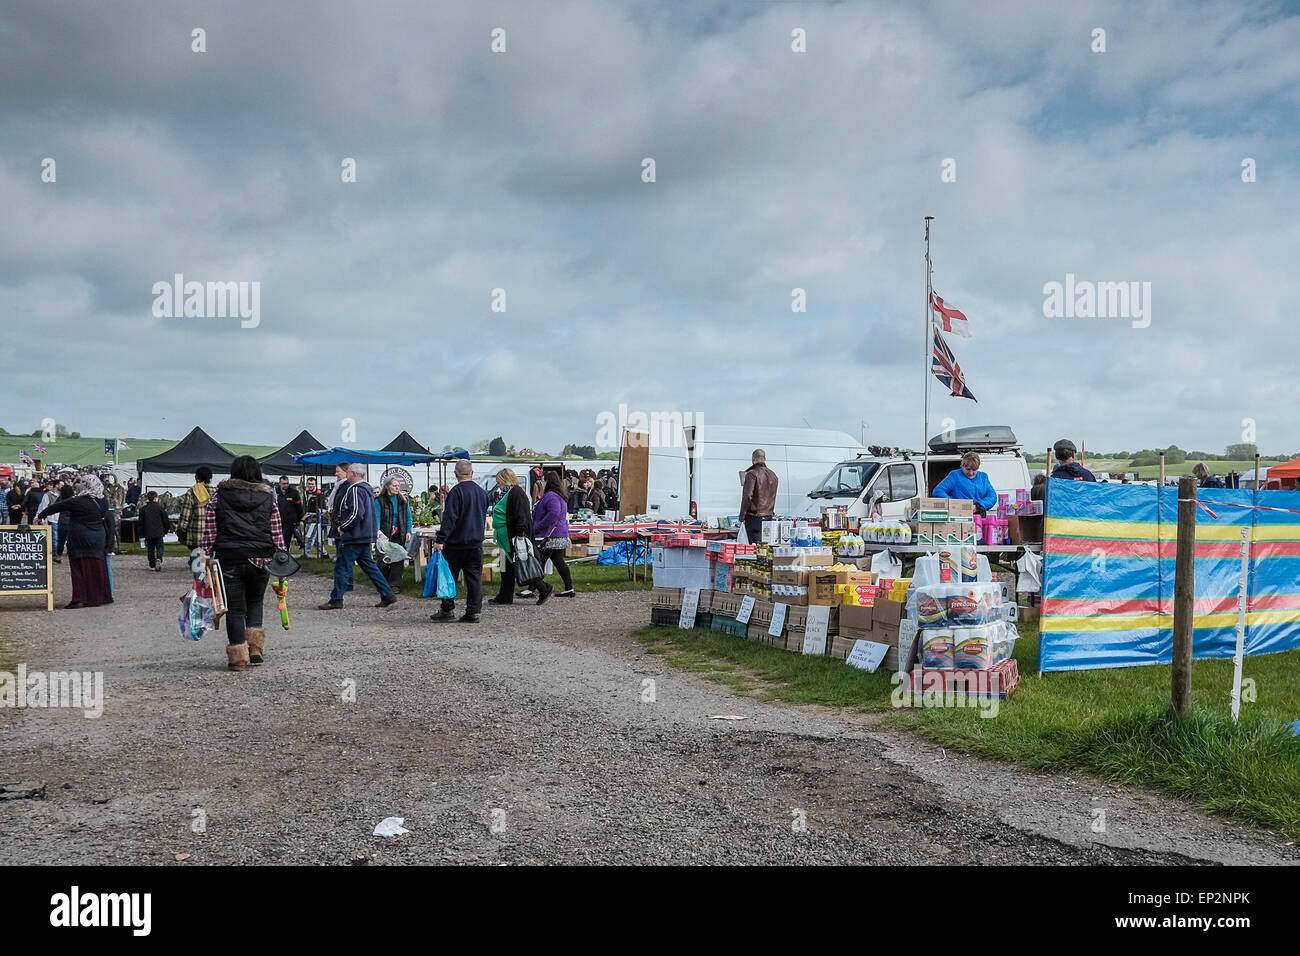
[928,425,1019,454]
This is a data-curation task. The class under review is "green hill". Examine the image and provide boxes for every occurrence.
[0,432,277,469]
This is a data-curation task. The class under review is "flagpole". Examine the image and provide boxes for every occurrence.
[923,216,934,491]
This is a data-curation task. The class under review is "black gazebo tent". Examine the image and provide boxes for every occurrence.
[136,427,237,490]
[258,430,327,477]
[381,431,433,455]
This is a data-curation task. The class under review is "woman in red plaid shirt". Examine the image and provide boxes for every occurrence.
[200,456,285,671]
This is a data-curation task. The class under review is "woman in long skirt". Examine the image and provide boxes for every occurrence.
[39,475,112,608]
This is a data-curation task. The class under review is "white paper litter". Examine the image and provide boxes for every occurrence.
[372,816,410,837]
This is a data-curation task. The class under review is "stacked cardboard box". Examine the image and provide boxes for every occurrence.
[826,602,915,670]
[810,568,876,606]
[907,497,977,546]
[711,591,743,617]
[651,537,714,590]
[651,586,682,608]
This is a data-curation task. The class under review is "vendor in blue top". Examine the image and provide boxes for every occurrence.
[932,451,998,516]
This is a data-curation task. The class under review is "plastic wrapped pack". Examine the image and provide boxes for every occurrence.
[914,582,1002,627]
[921,628,955,669]
[951,622,1014,670]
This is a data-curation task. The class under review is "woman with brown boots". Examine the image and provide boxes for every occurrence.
[199,456,285,671]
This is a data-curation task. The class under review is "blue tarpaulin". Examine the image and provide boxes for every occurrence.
[294,448,439,467]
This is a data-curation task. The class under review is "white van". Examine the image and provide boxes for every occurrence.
[618,424,864,522]
[799,426,1032,520]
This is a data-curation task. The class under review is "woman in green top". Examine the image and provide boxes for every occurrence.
[489,468,551,606]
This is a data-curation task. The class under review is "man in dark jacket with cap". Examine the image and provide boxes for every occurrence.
[275,476,304,554]
[1050,439,1096,482]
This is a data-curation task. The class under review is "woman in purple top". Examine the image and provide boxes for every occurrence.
[532,471,575,596]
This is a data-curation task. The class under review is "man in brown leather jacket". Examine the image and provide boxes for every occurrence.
[739,449,778,543]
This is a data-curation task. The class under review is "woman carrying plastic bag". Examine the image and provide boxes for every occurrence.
[488,468,552,606]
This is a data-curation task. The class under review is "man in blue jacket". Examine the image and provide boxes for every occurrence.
[319,463,397,610]
[430,459,488,624]
[932,452,998,515]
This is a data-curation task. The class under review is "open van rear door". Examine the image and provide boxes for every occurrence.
[620,429,689,519]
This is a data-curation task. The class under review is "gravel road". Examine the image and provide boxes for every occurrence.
[1,555,1296,865]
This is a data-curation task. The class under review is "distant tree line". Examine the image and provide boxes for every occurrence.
[1028,443,1291,466]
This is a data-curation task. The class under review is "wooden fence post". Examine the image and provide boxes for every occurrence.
[1171,475,1196,718]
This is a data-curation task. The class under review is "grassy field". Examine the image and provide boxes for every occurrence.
[637,620,1300,841]
[1026,457,1284,480]
[0,433,277,469]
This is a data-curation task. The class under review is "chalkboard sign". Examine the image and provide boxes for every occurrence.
[0,526,53,610]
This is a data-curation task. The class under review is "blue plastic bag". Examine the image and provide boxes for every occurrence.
[423,552,456,599]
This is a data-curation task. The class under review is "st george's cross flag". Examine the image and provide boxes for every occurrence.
[930,291,971,338]
[932,329,977,401]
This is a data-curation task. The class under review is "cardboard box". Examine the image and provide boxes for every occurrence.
[748,597,775,625]
[933,520,975,539]
[785,605,839,630]
[651,586,682,608]
[712,592,742,617]
[946,498,975,518]
[1008,515,1043,544]
[839,604,874,636]
[747,623,769,642]
[910,497,950,521]
[872,596,906,627]
[651,566,714,590]
[810,570,875,606]
[771,568,810,586]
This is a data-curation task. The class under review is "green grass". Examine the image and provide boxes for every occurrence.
[0,433,276,469]
[638,620,1300,840]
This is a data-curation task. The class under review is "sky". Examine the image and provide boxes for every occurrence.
[2,0,1298,458]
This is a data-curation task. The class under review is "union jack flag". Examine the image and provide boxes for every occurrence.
[932,329,977,402]
[19,450,34,465]
[32,443,47,453]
